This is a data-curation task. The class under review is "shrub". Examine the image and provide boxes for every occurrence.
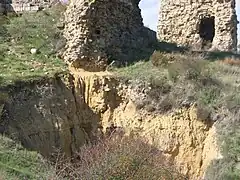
[53,135,185,180]
[150,51,175,67]
[166,56,209,83]
[197,86,220,107]
[224,94,240,113]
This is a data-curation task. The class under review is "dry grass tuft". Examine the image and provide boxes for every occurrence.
[221,57,240,66]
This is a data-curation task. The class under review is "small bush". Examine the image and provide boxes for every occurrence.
[197,86,221,107]
[224,94,240,113]
[150,51,175,67]
[53,135,185,180]
[167,56,208,83]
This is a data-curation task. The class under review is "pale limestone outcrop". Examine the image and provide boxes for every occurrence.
[157,0,238,52]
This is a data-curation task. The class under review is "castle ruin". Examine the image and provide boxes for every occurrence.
[63,0,157,71]
[1,0,238,70]
[63,0,238,70]
[157,0,238,52]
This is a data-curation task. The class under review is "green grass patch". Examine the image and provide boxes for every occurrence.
[114,61,168,83]
[0,135,51,180]
[113,51,240,111]
[0,5,67,86]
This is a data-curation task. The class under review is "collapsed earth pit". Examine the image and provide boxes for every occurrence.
[0,72,222,179]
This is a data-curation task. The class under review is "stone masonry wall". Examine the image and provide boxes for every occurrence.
[0,0,55,13]
[157,0,238,52]
[63,0,157,71]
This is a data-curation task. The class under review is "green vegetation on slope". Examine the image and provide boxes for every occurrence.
[113,51,240,179]
[114,51,240,112]
[0,93,50,179]
[0,135,51,180]
[0,4,68,179]
[0,5,67,86]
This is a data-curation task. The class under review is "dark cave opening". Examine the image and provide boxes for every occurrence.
[199,16,215,49]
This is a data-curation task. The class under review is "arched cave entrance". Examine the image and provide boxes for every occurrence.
[198,16,215,49]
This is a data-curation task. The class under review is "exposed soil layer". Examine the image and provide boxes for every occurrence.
[0,71,222,179]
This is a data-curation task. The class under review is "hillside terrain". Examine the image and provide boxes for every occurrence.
[0,4,240,180]
[0,5,67,86]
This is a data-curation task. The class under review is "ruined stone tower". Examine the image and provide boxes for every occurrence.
[63,0,157,71]
[157,0,238,52]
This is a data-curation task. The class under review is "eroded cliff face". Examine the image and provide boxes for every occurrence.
[0,75,100,157]
[0,72,222,179]
[75,72,222,179]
